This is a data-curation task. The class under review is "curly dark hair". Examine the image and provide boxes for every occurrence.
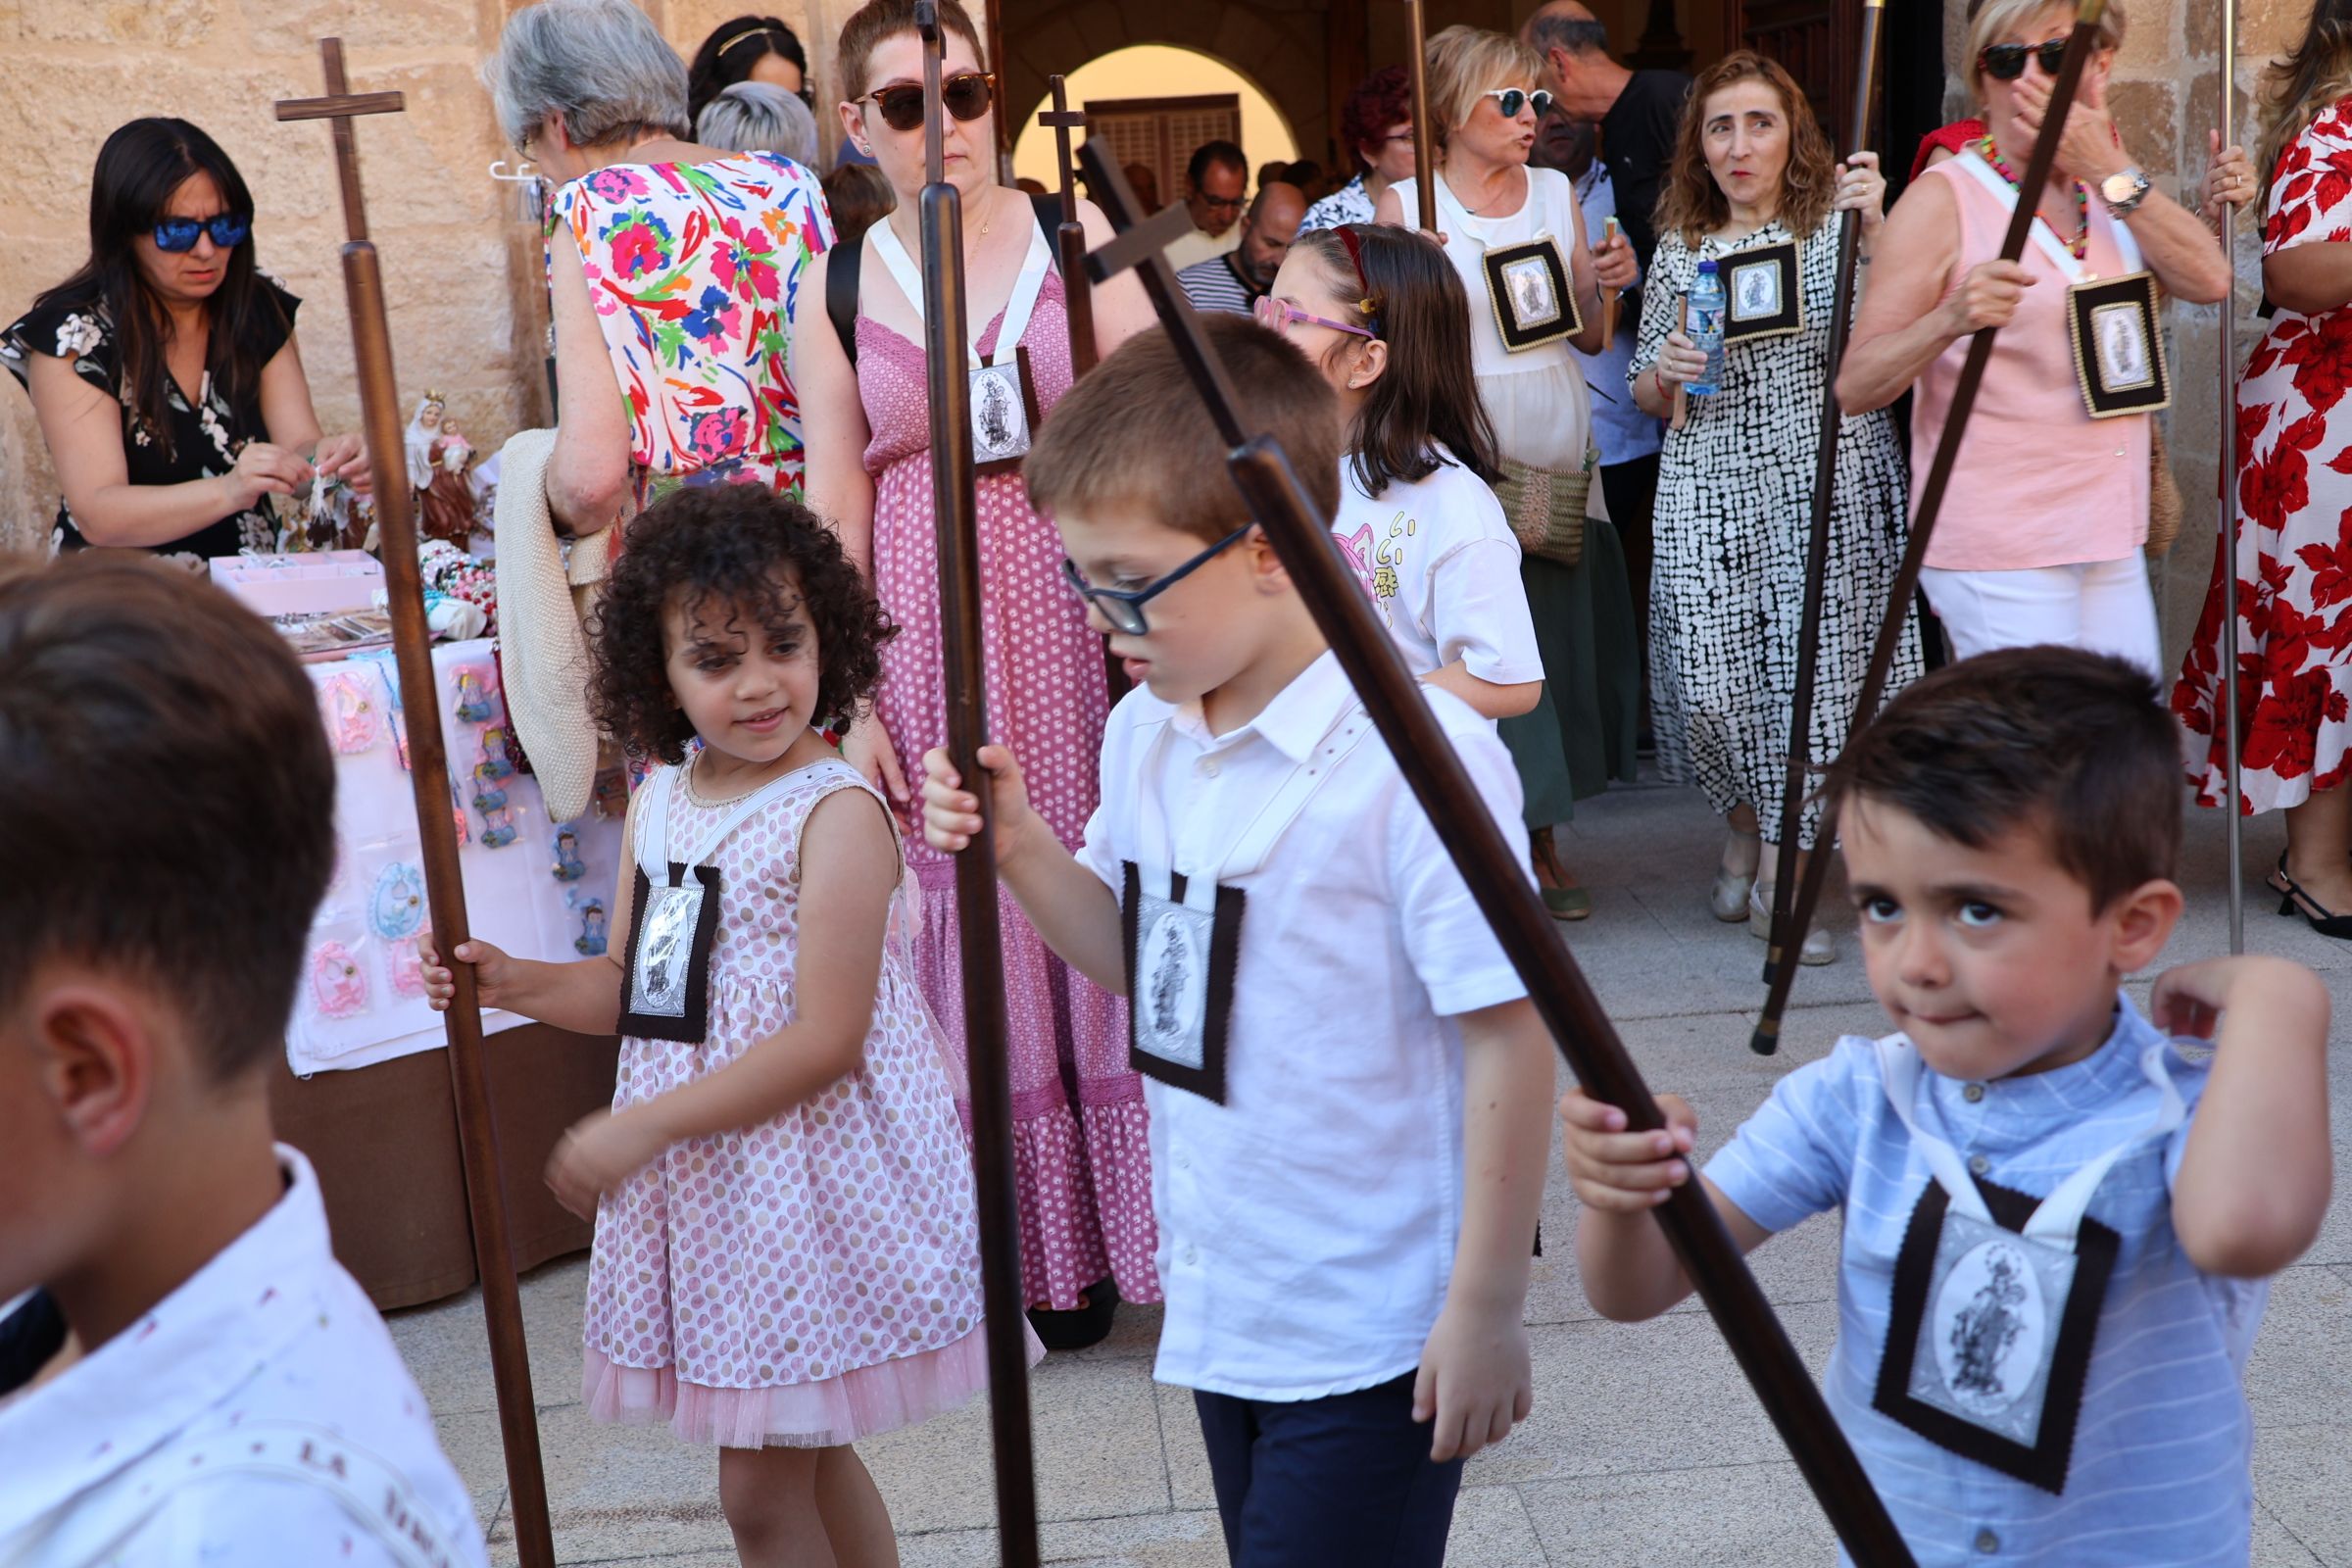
[588,483,893,763]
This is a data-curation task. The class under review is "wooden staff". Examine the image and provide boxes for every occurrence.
[275,41,556,1568]
[1760,0,1886,1002]
[1041,76,1097,379]
[1077,139,1918,1568]
[2218,0,2246,953]
[1752,0,2110,1055]
[1404,0,1438,233]
[913,8,1042,1565]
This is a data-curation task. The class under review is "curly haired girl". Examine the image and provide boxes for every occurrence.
[424,482,1029,1565]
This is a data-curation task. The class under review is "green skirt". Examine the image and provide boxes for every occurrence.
[1498,516,1642,830]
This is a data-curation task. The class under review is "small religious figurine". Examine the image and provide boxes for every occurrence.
[552,826,586,882]
[404,390,476,544]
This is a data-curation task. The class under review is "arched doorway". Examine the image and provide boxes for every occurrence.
[1009,44,1298,196]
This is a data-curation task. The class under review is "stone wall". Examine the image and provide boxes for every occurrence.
[0,0,819,557]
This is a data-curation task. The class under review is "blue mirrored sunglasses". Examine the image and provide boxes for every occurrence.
[1060,522,1255,636]
[153,214,251,253]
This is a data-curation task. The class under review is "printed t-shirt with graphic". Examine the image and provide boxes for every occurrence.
[1331,446,1542,689]
[1074,652,1530,1400]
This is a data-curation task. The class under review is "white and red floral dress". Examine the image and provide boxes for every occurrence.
[2176,101,2352,809]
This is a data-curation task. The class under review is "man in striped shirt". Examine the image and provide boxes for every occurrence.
[1179,182,1306,317]
[1558,648,2331,1565]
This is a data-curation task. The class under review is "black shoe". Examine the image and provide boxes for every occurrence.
[1026,1277,1121,1351]
[2275,853,2352,938]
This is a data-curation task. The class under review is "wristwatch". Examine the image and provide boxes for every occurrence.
[2100,167,2152,220]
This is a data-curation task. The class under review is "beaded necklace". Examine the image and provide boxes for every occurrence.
[1973,135,2087,260]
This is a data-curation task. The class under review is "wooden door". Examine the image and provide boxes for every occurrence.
[1735,0,1862,150]
[1082,94,1243,211]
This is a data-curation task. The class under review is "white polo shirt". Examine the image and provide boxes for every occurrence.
[1331,448,1543,688]
[1076,651,1530,1400]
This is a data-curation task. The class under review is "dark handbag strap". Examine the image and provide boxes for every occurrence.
[827,192,1066,368]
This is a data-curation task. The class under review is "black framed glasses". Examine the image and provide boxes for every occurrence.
[1060,523,1254,635]
[1978,38,2069,81]
[855,71,995,133]
[152,214,250,253]
[1480,87,1555,121]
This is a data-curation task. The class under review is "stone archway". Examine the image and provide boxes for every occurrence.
[1000,0,1337,172]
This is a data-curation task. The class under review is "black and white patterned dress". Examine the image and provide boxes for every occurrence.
[1629,218,1920,848]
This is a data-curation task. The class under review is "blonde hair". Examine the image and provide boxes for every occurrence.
[1965,0,2125,110]
[1424,24,1544,148]
[2257,4,2352,207]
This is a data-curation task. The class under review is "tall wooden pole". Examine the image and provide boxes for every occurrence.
[1760,0,1886,1006]
[2218,0,2246,954]
[915,8,1042,1565]
[1751,0,2111,1055]
[1080,140,1918,1568]
[276,40,555,1568]
[1041,76,1098,379]
[1404,0,1438,232]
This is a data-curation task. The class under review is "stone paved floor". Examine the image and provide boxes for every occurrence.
[388,773,2352,1566]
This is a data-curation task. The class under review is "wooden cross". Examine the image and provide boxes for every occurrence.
[274,41,557,1568]
[272,40,403,242]
[1040,77,1087,226]
[1075,136,1918,1568]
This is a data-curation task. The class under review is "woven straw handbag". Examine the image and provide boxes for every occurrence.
[1493,446,1598,569]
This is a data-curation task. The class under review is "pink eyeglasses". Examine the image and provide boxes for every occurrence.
[1252,295,1376,340]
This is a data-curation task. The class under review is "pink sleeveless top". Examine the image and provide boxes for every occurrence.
[1911,156,2150,571]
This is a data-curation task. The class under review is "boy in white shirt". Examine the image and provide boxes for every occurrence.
[0,557,489,1568]
[920,315,1557,1565]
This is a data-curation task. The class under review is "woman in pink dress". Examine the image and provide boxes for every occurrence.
[2175,7,2352,936]
[797,0,1162,1338]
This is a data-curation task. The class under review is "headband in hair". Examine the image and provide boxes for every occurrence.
[1335,226,1384,336]
[715,25,772,56]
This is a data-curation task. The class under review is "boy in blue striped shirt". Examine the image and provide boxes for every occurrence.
[1561,647,2331,1564]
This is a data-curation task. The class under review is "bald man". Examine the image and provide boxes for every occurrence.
[1177,181,1306,315]
[1521,0,1690,271]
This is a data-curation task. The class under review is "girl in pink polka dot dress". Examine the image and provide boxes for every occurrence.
[423,484,1031,1563]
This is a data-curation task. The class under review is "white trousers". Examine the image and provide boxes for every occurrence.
[1918,557,2161,678]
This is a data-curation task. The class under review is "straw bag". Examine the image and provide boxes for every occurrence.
[1493,450,1596,568]
[2145,422,2183,559]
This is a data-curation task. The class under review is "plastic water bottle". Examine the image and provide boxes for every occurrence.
[1687,259,1726,396]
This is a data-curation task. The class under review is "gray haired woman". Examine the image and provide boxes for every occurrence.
[695,80,821,166]
[486,0,833,535]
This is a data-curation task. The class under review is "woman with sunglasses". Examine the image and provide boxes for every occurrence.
[489,0,831,540]
[1627,51,1917,968]
[795,0,1160,1348]
[1374,24,1639,921]
[1839,0,2230,676]
[1,118,367,566]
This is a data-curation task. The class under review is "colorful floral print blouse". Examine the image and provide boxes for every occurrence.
[2,275,300,565]
[551,153,833,501]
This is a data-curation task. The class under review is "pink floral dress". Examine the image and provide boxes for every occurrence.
[582,760,1011,1447]
[552,153,831,500]
[2176,101,2352,810]
[858,269,1161,1313]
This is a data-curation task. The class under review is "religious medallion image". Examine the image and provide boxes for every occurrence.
[1120,862,1243,1104]
[2066,272,2169,417]
[969,345,1044,475]
[1719,239,1802,344]
[1481,235,1580,352]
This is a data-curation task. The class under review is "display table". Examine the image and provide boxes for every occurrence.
[276,637,624,1308]
[270,1023,617,1309]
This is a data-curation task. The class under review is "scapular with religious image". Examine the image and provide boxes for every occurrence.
[1869,1035,2183,1492]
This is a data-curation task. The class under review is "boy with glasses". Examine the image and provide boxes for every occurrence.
[918,315,1555,1566]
